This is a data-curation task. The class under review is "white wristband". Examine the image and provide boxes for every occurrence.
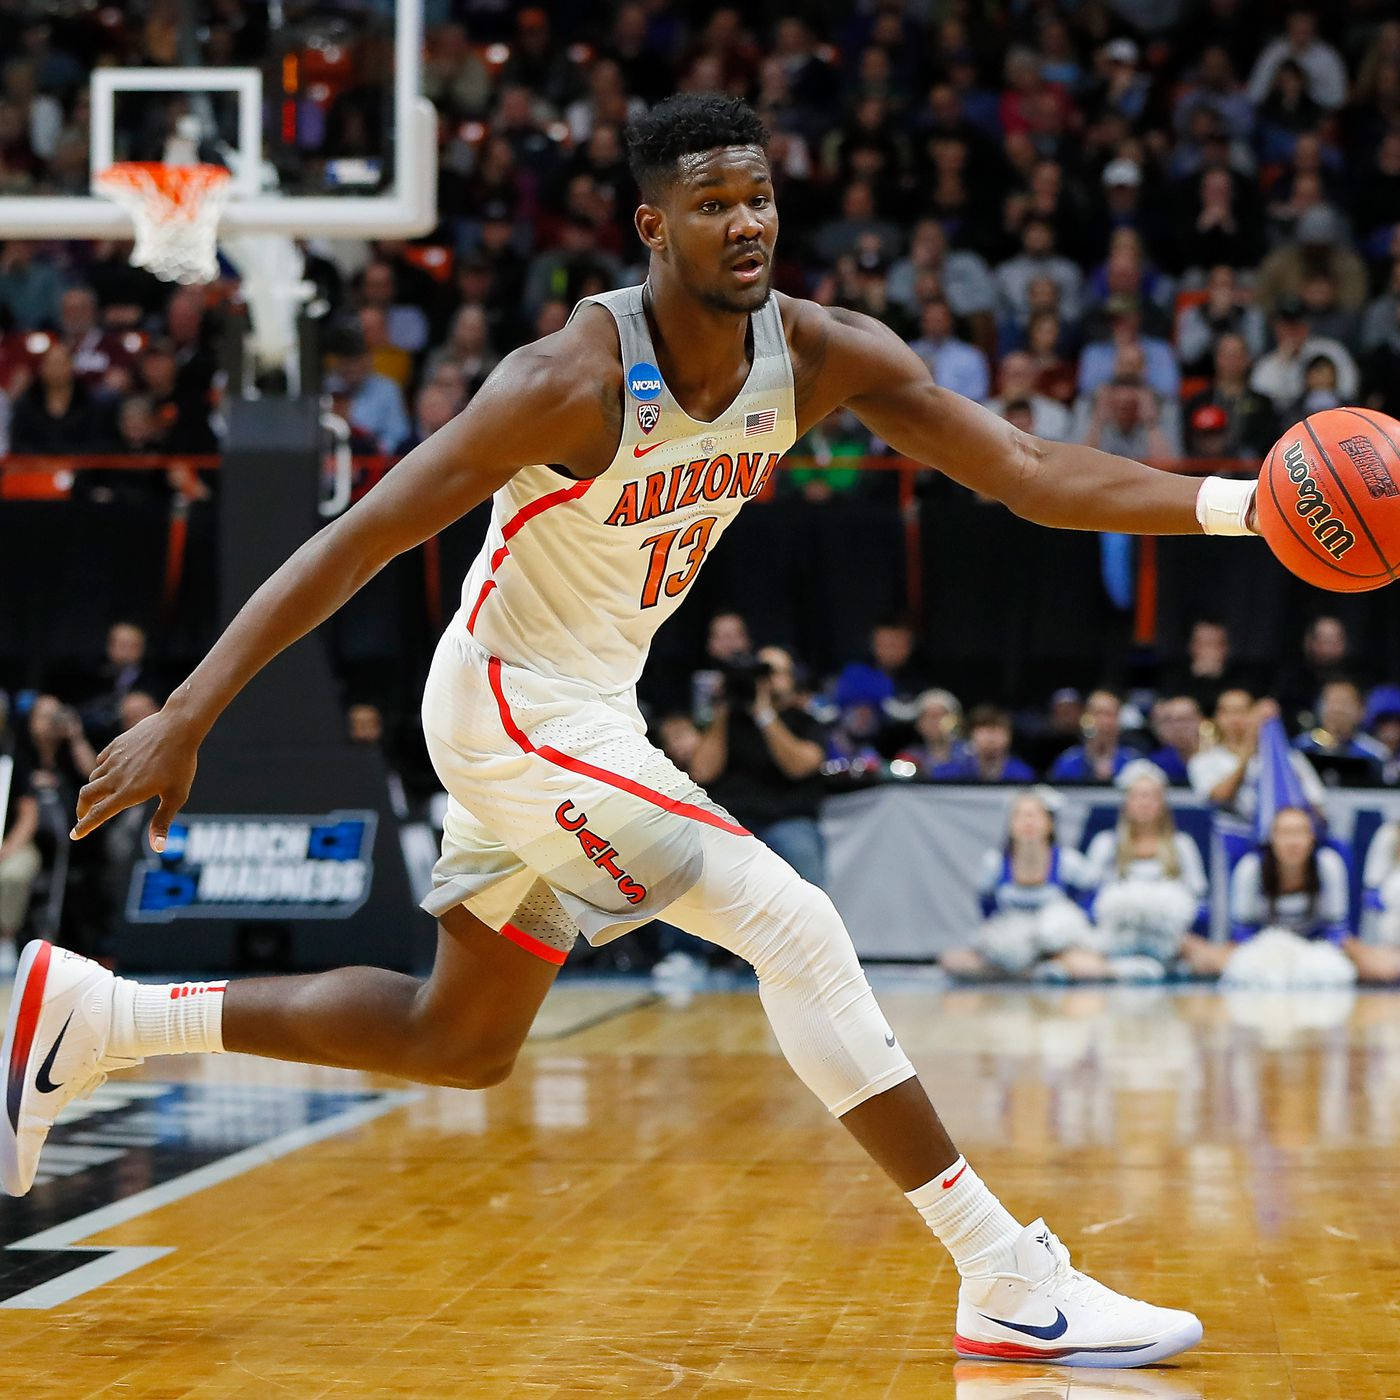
[1195,476,1257,536]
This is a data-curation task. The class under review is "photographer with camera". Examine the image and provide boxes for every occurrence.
[689,645,829,887]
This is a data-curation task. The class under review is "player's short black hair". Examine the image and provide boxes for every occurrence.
[624,94,768,202]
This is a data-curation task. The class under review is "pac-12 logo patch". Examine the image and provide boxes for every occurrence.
[627,362,663,401]
[637,402,660,434]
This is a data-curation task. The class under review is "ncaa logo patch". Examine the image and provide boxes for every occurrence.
[637,402,660,434]
[627,361,663,401]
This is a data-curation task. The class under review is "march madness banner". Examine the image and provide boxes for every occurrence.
[126,811,377,922]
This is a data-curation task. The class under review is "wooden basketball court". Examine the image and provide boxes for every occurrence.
[3,975,1399,1398]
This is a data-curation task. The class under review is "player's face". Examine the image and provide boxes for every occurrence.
[657,146,777,314]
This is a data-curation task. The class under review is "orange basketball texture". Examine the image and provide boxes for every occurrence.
[1256,408,1400,593]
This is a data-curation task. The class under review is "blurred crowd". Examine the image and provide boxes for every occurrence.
[4,0,1400,975]
[0,0,1396,472]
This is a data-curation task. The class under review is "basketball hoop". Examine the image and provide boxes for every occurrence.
[94,162,232,285]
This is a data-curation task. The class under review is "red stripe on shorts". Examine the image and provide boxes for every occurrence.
[499,922,570,966]
[486,655,750,838]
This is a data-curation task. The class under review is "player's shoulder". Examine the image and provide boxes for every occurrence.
[776,293,913,420]
[502,301,623,402]
[777,292,890,356]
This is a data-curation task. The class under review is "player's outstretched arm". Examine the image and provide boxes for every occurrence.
[790,301,1252,537]
[73,314,622,848]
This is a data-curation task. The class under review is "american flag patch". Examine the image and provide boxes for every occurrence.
[744,408,777,436]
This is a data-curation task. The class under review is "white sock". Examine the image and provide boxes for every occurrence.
[905,1156,1022,1277]
[108,979,228,1059]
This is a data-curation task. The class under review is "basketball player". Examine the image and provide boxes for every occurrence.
[3,96,1255,1366]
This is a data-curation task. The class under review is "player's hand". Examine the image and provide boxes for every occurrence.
[72,709,199,853]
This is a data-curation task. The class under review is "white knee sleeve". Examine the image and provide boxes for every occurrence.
[667,834,915,1116]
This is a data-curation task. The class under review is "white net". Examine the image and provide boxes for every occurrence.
[94,162,232,285]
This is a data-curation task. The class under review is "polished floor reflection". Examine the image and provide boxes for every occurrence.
[3,975,1400,1397]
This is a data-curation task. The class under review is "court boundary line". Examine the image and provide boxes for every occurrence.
[2,1085,420,1308]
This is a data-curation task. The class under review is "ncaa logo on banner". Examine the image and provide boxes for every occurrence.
[626,361,663,401]
[637,402,660,434]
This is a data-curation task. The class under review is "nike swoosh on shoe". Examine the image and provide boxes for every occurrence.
[34,1012,74,1094]
[979,1308,1069,1341]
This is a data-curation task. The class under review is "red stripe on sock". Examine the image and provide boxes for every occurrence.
[499,922,569,966]
[486,656,750,837]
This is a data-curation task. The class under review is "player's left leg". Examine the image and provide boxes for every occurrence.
[664,830,1203,1368]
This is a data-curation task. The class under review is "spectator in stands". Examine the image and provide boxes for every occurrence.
[1050,689,1135,782]
[931,705,1035,783]
[1074,763,1208,980]
[1082,375,1179,462]
[1246,11,1349,112]
[1183,332,1277,461]
[885,217,996,327]
[77,621,162,745]
[941,789,1097,979]
[0,706,40,976]
[996,218,1083,330]
[1249,297,1359,414]
[1164,619,1245,715]
[834,618,928,719]
[328,335,410,456]
[1278,615,1359,728]
[985,350,1072,440]
[908,296,989,402]
[1024,310,1078,407]
[1256,208,1368,317]
[1360,815,1400,949]
[1078,297,1179,402]
[396,383,461,456]
[1290,352,1342,417]
[654,712,701,773]
[1173,44,1256,153]
[1365,686,1400,785]
[811,179,903,267]
[423,304,498,397]
[1293,679,1388,782]
[691,610,752,725]
[1189,691,1326,820]
[826,670,890,773]
[358,306,412,391]
[897,688,965,777]
[1148,696,1204,785]
[0,239,61,329]
[1176,268,1267,373]
[1184,807,1353,979]
[9,341,103,452]
[356,259,430,356]
[422,22,493,120]
[690,644,827,886]
[1361,259,1400,416]
[59,284,135,396]
[136,338,215,453]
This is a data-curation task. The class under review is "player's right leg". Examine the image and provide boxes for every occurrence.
[1,902,561,1196]
[664,830,1202,1367]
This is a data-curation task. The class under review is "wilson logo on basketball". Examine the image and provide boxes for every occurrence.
[1282,440,1355,560]
[1338,435,1399,500]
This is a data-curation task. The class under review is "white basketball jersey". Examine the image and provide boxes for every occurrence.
[458,283,797,692]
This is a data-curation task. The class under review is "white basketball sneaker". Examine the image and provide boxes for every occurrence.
[955,1220,1202,1368]
[1,941,142,1196]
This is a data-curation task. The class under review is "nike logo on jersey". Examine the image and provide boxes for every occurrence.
[632,440,670,458]
[35,1012,74,1094]
[980,1308,1069,1341]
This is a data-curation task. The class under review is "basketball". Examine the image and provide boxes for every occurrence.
[1256,408,1400,593]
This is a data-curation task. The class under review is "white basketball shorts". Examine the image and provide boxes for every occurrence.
[420,622,749,959]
